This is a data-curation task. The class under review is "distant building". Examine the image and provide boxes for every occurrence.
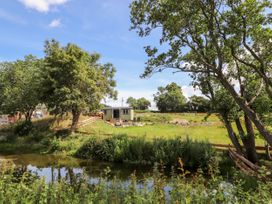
[102,107,134,121]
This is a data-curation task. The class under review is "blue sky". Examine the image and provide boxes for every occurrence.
[0,0,200,108]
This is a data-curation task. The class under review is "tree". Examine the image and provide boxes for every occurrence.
[137,97,151,110]
[187,95,210,112]
[154,82,186,112]
[127,97,151,110]
[130,0,272,145]
[0,55,43,121]
[126,97,138,109]
[192,71,259,163]
[41,40,117,132]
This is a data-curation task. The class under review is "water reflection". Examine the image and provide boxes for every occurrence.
[0,154,152,183]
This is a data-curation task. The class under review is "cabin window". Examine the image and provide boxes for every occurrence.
[103,110,107,115]
[123,109,129,115]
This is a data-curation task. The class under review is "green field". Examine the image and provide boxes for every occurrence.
[78,113,264,146]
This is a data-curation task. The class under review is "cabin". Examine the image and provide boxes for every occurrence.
[102,107,134,122]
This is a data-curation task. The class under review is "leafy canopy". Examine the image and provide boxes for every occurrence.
[41,40,117,117]
[0,55,43,120]
[126,97,151,110]
[154,82,186,112]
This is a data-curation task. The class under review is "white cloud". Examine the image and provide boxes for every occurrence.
[181,86,202,98]
[49,19,61,28]
[19,0,68,13]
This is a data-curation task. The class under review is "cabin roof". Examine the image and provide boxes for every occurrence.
[102,107,133,110]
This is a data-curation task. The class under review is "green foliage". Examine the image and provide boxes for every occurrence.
[0,163,272,203]
[130,0,272,145]
[187,95,211,112]
[154,82,187,112]
[48,137,61,153]
[0,55,43,121]
[41,39,117,130]
[14,121,34,136]
[76,135,216,171]
[127,97,151,110]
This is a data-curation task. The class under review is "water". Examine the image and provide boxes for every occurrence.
[0,154,153,183]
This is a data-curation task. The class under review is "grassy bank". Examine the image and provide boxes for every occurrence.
[74,135,215,171]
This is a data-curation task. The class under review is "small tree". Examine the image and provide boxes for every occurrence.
[187,95,210,112]
[41,40,117,132]
[0,55,43,121]
[137,97,151,110]
[127,97,151,110]
[126,97,138,109]
[154,82,186,112]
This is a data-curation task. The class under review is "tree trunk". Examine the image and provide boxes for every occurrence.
[265,142,271,160]
[25,110,33,122]
[19,112,22,120]
[235,118,247,146]
[71,109,81,133]
[221,114,244,155]
[244,115,258,163]
[218,72,272,145]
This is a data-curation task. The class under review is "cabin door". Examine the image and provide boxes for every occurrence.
[113,109,120,119]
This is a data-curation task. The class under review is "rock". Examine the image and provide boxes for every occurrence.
[170,119,190,126]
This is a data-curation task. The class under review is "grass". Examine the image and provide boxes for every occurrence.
[80,121,230,143]
[0,162,271,203]
[0,112,266,156]
[74,135,216,171]
[135,111,220,123]
[79,120,265,146]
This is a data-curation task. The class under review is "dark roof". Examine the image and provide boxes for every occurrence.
[102,107,133,110]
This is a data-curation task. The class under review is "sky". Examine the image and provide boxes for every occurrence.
[0,0,201,109]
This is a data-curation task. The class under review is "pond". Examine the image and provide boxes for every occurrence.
[0,154,153,183]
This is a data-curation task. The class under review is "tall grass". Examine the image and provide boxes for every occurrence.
[75,135,215,172]
[0,163,271,203]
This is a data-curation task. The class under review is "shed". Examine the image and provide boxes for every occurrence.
[102,107,134,121]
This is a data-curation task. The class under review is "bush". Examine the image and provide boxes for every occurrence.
[76,135,216,172]
[14,121,34,136]
[48,137,61,153]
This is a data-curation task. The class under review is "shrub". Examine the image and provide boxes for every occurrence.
[48,137,61,153]
[14,121,34,136]
[55,129,71,138]
[75,137,97,159]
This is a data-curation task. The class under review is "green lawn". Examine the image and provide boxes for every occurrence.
[135,112,220,123]
[79,120,229,143]
[78,112,266,146]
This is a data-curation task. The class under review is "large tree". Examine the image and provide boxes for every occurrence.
[191,59,269,163]
[41,40,117,132]
[130,0,272,145]
[154,82,186,112]
[0,55,43,121]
